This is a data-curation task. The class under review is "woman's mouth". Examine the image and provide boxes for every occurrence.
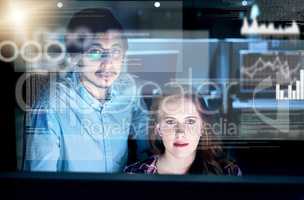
[173,142,189,147]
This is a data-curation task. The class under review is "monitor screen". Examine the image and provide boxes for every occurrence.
[240,50,304,93]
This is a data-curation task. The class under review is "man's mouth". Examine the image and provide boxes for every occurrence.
[173,142,189,147]
[95,70,116,78]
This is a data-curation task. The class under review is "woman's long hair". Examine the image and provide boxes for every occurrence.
[149,87,231,175]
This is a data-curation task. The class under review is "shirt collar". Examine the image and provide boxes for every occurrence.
[64,71,135,111]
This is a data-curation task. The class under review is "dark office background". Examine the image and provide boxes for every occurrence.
[0,1,304,199]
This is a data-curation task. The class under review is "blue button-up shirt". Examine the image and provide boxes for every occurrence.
[23,72,149,172]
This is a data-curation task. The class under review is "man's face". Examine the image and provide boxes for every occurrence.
[80,31,125,88]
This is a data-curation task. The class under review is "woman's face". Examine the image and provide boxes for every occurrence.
[156,97,203,159]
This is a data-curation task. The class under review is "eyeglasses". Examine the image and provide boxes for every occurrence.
[84,47,123,61]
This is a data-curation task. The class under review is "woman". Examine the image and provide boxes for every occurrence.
[124,88,241,175]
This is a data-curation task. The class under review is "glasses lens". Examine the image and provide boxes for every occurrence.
[111,49,122,59]
[86,48,122,61]
[87,49,102,61]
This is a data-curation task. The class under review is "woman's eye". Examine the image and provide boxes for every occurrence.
[165,119,176,125]
[185,119,196,125]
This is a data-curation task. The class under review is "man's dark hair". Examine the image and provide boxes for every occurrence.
[65,8,128,54]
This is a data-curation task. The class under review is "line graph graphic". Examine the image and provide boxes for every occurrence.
[240,51,304,92]
[241,17,300,36]
[242,56,302,80]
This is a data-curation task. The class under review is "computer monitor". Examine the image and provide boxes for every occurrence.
[126,50,179,95]
[240,50,304,94]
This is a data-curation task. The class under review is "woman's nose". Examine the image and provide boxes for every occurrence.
[175,123,186,137]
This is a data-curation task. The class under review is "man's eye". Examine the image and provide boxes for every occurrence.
[165,119,176,125]
[87,49,102,60]
[111,49,121,54]
[185,119,196,125]
[88,49,102,54]
[111,49,122,58]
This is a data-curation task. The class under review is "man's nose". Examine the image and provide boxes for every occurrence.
[99,54,112,67]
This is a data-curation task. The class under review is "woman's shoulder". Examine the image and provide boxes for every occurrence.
[221,160,242,176]
[124,155,158,174]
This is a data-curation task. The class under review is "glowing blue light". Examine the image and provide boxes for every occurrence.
[250,4,260,20]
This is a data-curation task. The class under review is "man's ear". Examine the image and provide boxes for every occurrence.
[121,53,127,72]
[66,54,82,70]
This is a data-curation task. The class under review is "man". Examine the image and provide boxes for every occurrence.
[23,8,149,172]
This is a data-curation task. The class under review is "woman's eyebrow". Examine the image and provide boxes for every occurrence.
[185,116,198,119]
[162,116,176,120]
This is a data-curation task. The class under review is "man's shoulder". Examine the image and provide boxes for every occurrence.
[112,73,145,103]
[115,73,150,93]
[31,78,78,110]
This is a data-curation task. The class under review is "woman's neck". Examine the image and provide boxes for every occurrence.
[157,152,196,174]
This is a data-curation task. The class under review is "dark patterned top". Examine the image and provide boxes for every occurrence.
[124,155,242,176]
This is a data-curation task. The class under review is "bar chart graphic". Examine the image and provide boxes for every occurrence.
[276,69,304,100]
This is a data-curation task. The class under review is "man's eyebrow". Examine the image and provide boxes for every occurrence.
[88,43,122,49]
[88,43,103,48]
[111,43,123,48]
